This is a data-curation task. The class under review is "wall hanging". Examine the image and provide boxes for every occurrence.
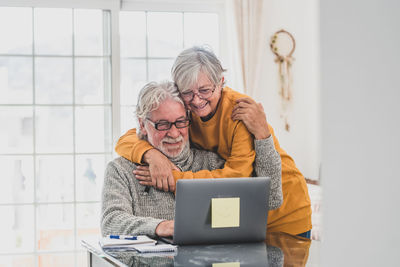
[270,29,296,131]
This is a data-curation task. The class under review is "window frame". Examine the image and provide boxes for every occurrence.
[0,1,117,264]
[1,0,227,144]
[0,0,226,266]
[118,0,227,135]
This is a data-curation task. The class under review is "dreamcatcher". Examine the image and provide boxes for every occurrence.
[270,29,296,131]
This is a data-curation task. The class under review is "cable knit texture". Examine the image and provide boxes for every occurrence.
[101,136,282,238]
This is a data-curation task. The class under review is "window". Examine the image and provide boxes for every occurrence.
[119,10,220,134]
[0,7,112,267]
[0,1,222,266]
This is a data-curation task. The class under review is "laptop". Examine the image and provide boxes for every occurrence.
[162,177,270,245]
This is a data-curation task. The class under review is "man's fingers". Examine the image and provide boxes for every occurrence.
[232,106,249,116]
[258,102,265,111]
[162,177,169,192]
[236,97,256,105]
[136,165,150,170]
[135,174,151,181]
[232,113,246,122]
[168,176,176,192]
[235,101,252,109]
[133,169,150,176]
[232,102,257,115]
[139,181,154,186]
[154,175,169,192]
[232,108,249,117]
[156,176,164,190]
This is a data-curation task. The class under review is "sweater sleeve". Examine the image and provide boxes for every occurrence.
[254,136,283,210]
[101,161,164,238]
[115,128,154,164]
[172,122,255,180]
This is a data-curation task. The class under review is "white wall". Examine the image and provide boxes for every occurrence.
[246,0,320,180]
[321,0,400,266]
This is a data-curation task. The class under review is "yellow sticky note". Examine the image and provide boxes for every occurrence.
[212,262,240,267]
[211,197,240,228]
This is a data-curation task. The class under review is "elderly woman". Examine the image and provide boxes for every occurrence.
[115,46,312,238]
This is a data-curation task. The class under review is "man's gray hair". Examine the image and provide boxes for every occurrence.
[136,81,184,138]
[171,46,226,93]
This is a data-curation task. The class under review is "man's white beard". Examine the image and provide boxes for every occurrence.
[159,135,186,158]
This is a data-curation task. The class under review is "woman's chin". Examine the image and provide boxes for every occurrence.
[192,108,212,118]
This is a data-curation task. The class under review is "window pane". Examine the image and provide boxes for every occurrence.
[120,11,146,57]
[34,8,72,55]
[36,204,74,251]
[0,205,34,253]
[75,106,112,153]
[0,255,35,267]
[0,156,34,204]
[37,253,75,267]
[74,9,108,56]
[36,156,74,203]
[35,107,73,153]
[120,59,146,106]
[184,13,219,55]
[76,203,101,247]
[148,59,174,81]
[0,107,33,154]
[147,12,183,57]
[35,57,73,104]
[75,58,111,104]
[120,106,137,136]
[0,7,32,55]
[76,251,87,267]
[0,56,33,104]
[76,155,110,201]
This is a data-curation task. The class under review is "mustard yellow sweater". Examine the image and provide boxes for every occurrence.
[115,87,312,235]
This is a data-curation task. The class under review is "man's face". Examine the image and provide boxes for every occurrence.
[141,98,189,158]
[183,71,223,118]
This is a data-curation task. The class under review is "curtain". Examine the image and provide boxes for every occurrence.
[225,0,267,97]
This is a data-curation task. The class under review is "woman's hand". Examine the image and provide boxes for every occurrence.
[133,149,179,192]
[155,220,174,237]
[232,97,271,140]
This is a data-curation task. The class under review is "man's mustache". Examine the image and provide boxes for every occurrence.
[162,135,184,144]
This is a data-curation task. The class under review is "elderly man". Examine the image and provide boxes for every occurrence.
[101,81,282,238]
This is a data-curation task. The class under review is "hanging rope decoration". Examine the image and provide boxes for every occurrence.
[270,29,296,131]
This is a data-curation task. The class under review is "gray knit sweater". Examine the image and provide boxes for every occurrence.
[101,136,282,238]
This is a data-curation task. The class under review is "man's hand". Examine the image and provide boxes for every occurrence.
[133,149,178,192]
[232,97,271,140]
[155,220,174,237]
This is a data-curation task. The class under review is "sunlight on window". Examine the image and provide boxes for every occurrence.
[119,11,146,57]
[0,57,33,104]
[0,6,111,267]
[0,4,221,267]
[147,12,183,57]
[0,7,32,54]
[34,8,72,55]
[119,11,220,135]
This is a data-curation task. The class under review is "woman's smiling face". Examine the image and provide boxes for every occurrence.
[182,71,223,119]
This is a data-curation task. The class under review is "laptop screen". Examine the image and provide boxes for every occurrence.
[173,177,270,245]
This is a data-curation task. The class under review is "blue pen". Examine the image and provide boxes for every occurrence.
[108,235,137,240]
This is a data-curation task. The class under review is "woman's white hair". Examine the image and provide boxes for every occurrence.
[135,81,184,138]
[171,46,226,93]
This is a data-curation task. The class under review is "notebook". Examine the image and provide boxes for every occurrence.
[134,244,177,253]
[100,235,156,249]
[165,177,271,245]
